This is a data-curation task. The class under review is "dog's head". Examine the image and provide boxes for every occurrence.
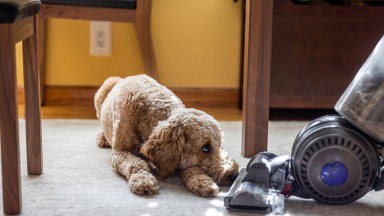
[140,108,239,185]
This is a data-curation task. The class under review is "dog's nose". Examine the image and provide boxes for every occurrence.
[228,174,238,182]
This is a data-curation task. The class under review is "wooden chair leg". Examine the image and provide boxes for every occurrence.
[241,0,274,157]
[37,14,46,104]
[0,23,22,214]
[23,15,43,175]
[135,0,159,81]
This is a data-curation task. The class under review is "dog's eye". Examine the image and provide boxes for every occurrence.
[202,144,211,153]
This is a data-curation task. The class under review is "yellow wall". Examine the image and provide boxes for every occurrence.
[16,43,24,85]
[16,0,243,88]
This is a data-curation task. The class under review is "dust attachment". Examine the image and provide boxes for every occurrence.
[224,152,289,214]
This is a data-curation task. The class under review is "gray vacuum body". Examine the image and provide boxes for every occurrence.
[225,36,384,214]
[289,115,382,204]
[224,37,384,213]
[225,115,384,213]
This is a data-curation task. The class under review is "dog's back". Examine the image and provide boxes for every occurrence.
[95,75,185,148]
[94,76,122,119]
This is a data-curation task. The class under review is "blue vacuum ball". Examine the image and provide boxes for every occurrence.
[321,161,348,186]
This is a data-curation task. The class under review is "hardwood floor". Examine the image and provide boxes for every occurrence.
[17,105,243,121]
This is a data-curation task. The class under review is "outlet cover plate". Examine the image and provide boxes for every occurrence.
[90,21,112,56]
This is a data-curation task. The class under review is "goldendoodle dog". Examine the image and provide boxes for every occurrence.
[94,75,239,196]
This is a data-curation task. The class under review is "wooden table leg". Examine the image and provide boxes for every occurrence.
[241,0,274,157]
[0,23,22,214]
[23,15,43,175]
[37,14,47,105]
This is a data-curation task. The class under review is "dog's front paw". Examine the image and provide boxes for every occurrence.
[188,177,219,197]
[129,172,159,195]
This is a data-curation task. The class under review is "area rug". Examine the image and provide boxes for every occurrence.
[0,119,383,216]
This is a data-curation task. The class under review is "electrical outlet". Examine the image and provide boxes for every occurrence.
[90,21,112,56]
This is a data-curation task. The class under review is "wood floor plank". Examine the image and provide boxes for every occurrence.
[18,85,240,108]
[18,105,242,121]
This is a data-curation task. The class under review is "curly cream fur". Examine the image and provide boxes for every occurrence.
[178,167,219,196]
[94,76,122,119]
[110,150,159,195]
[95,75,239,196]
[96,132,110,148]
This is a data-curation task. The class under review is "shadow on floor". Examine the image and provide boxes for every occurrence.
[270,109,338,121]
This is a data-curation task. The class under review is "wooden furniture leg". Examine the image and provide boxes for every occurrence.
[241,0,274,157]
[23,15,43,175]
[135,0,159,81]
[37,14,46,104]
[0,23,22,214]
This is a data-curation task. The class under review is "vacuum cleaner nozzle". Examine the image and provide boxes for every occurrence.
[224,153,289,214]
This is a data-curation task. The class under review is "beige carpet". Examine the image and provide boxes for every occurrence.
[0,119,383,216]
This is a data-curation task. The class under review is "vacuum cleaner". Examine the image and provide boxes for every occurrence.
[225,36,384,214]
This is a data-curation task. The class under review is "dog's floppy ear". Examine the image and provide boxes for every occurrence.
[140,121,185,178]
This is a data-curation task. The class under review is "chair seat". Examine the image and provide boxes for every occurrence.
[0,0,40,23]
[41,0,136,9]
